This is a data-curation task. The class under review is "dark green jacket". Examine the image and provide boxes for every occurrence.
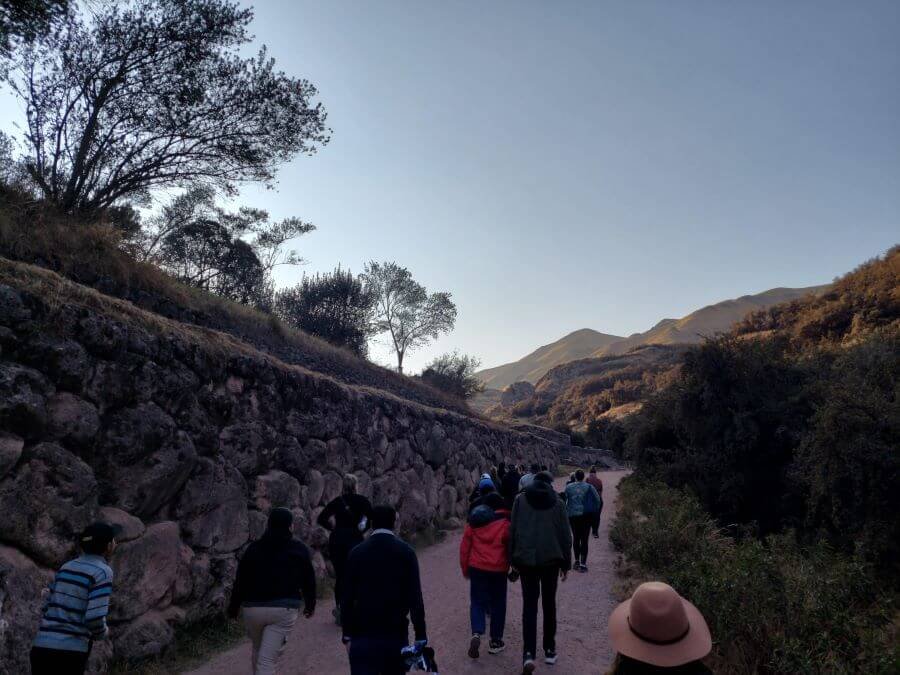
[509,479,573,571]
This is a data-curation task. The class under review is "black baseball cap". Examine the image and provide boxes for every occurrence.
[80,522,121,548]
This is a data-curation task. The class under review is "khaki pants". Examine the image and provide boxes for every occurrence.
[242,606,298,675]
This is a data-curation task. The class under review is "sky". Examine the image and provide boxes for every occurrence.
[1,1,898,372]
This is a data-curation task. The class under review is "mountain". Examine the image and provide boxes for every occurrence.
[474,328,624,390]
[596,286,830,357]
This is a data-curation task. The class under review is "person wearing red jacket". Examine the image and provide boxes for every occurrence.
[459,492,510,659]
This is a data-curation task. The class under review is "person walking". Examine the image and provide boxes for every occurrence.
[509,471,572,673]
[30,522,118,675]
[606,582,712,674]
[341,505,428,675]
[468,473,496,508]
[500,463,523,508]
[586,466,605,539]
[317,473,373,625]
[459,492,511,658]
[564,469,601,572]
[228,508,317,675]
[518,463,541,491]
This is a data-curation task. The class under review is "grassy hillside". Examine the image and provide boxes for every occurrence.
[475,328,623,390]
[0,187,471,414]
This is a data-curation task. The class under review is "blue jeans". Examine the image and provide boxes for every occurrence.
[469,568,508,640]
[348,636,406,675]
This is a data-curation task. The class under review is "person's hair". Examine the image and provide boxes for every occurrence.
[590,465,598,473]
[371,505,397,531]
[529,463,540,474]
[541,465,548,472]
[265,507,294,538]
[575,469,585,481]
[81,538,110,556]
[607,654,709,675]
[343,473,358,495]
[535,471,554,484]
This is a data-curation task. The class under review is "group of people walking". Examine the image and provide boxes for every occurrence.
[29,465,712,675]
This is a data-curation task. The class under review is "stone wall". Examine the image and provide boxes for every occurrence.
[0,271,559,673]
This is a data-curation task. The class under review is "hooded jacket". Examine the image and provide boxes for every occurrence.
[565,480,601,517]
[509,478,573,571]
[459,499,511,574]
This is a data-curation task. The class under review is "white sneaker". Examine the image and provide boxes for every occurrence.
[522,654,536,674]
[545,649,558,664]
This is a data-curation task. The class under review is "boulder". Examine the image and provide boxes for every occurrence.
[113,609,178,661]
[325,437,350,472]
[398,489,431,535]
[0,283,30,326]
[77,314,128,358]
[110,521,181,621]
[0,431,23,478]
[0,442,98,566]
[501,381,535,407]
[251,470,300,512]
[0,544,54,674]
[218,422,272,476]
[272,435,307,479]
[306,469,325,507]
[176,458,249,553]
[97,507,145,542]
[438,485,457,520]
[21,336,90,392]
[0,362,51,439]
[321,472,342,505]
[46,392,100,448]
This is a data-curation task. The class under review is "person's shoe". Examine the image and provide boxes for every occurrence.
[593,533,600,539]
[522,654,536,674]
[488,639,506,654]
[468,633,481,658]
[545,649,558,664]
[580,563,589,573]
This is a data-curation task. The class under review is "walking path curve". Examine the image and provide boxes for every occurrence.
[186,470,628,675]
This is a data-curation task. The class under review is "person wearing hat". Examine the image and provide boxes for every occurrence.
[460,491,512,658]
[228,507,317,675]
[30,522,119,674]
[607,582,712,674]
[468,473,497,511]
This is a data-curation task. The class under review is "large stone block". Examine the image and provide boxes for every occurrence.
[110,521,182,621]
[0,362,52,438]
[176,458,249,553]
[0,544,54,674]
[46,392,100,448]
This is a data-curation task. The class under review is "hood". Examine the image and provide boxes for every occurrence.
[469,504,502,528]
[524,479,559,510]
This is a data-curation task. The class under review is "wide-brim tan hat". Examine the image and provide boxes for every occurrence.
[608,581,712,668]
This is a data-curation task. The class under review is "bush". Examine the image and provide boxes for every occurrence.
[612,478,897,674]
[418,351,484,400]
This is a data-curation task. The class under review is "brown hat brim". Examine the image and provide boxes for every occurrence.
[608,597,712,668]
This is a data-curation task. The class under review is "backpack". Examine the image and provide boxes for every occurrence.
[583,484,600,514]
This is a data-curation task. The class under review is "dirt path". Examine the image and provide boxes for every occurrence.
[186,470,628,675]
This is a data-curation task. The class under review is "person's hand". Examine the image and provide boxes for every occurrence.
[303,607,315,619]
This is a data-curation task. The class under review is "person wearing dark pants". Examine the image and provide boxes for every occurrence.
[469,569,508,649]
[342,505,427,675]
[586,467,605,538]
[569,514,592,569]
[519,564,562,664]
[564,469,601,572]
[509,472,572,674]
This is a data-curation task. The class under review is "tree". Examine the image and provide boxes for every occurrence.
[363,261,457,373]
[143,186,313,308]
[0,0,67,61]
[273,268,376,357]
[420,351,484,400]
[8,0,329,214]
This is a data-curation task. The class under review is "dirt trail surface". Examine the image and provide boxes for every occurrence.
[186,471,628,675]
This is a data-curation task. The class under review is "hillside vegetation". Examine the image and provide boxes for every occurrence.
[613,247,900,673]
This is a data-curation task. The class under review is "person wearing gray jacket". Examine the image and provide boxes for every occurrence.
[509,472,572,673]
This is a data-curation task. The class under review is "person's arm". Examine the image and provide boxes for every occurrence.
[557,504,573,573]
[317,499,337,530]
[300,546,317,617]
[408,550,427,642]
[508,497,519,565]
[459,526,473,577]
[85,568,113,639]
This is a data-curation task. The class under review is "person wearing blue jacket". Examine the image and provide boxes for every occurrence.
[30,522,118,675]
[564,470,601,572]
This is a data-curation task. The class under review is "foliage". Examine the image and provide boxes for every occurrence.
[273,267,376,357]
[0,0,67,60]
[363,261,457,373]
[419,351,484,400]
[611,478,897,674]
[584,417,628,457]
[137,186,313,309]
[8,0,329,213]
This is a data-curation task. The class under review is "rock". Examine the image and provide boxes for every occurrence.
[110,521,181,621]
[21,336,91,392]
[77,314,128,357]
[501,381,535,407]
[113,609,176,661]
[355,470,373,499]
[321,472,342,505]
[0,362,51,438]
[307,469,324,507]
[252,470,300,512]
[438,485,457,520]
[373,475,403,509]
[398,489,431,535]
[273,435,307,478]
[326,437,350,472]
[97,507,145,542]
[0,442,98,566]
[219,422,272,476]
[0,544,54,674]
[0,284,30,326]
[46,393,100,448]
[248,510,267,540]
[0,431,23,478]
[176,458,249,553]
[173,543,194,603]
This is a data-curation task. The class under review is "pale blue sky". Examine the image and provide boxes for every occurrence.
[2,1,898,372]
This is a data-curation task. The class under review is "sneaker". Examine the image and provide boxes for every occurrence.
[468,633,481,659]
[522,654,536,674]
[593,533,600,539]
[488,639,506,654]
[580,563,589,573]
[545,649,558,664]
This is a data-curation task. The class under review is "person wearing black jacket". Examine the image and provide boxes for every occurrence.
[500,464,523,508]
[341,505,427,675]
[317,473,373,625]
[228,508,316,675]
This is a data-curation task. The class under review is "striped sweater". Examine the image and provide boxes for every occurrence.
[32,554,114,653]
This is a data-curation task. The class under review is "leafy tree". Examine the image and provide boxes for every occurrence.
[363,261,457,373]
[0,0,67,60]
[420,351,484,400]
[273,268,376,357]
[143,186,313,308]
[8,0,329,214]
